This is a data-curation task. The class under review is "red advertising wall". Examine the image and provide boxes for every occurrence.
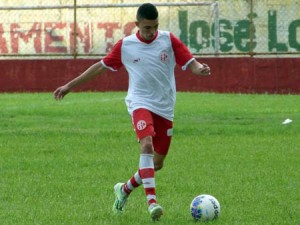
[0,57,299,94]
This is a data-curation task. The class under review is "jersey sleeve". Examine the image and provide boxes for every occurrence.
[170,32,195,71]
[100,39,123,71]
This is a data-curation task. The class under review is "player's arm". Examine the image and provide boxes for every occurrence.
[54,40,123,101]
[53,62,106,100]
[170,32,210,76]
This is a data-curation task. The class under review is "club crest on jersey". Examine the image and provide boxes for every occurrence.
[136,120,147,130]
[160,51,168,63]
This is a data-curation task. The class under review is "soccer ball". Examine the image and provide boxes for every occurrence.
[190,194,221,221]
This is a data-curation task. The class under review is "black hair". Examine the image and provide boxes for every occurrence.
[136,3,158,21]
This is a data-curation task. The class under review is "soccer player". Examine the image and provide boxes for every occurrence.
[53,3,210,221]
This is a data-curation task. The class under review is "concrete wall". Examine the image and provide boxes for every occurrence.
[1,57,299,94]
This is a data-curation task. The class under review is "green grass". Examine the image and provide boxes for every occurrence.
[1,92,299,225]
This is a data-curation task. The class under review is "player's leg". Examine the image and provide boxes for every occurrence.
[113,109,172,221]
[132,109,165,220]
[122,171,142,195]
[139,136,164,221]
[130,109,158,206]
[113,137,162,217]
[147,113,173,220]
[119,108,168,195]
[139,111,173,220]
[153,152,166,171]
[139,135,157,206]
[113,108,156,215]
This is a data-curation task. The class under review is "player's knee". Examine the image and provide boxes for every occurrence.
[154,162,163,171]
[154,157,164,171]
[140,137,154,154]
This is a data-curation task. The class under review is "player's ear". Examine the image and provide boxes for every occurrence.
[135,21,139,27]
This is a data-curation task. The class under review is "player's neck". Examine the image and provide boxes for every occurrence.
[136,30,158,44]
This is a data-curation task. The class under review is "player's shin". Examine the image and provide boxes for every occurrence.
[138,154,157,205]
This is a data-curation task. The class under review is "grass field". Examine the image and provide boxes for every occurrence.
[1,92,299,225]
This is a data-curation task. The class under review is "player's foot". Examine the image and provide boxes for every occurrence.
[148,203,163,221]
[112,183,128,214]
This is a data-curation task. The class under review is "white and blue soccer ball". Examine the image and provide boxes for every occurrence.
[190,194,221,221]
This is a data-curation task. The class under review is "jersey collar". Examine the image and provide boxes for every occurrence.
[136,30,158,44]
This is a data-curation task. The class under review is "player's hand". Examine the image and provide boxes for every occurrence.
[198,63,211,76]
[189,60,211,76]
[53,85,70,101]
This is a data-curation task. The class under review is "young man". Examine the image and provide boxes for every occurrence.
[53,3,210,221]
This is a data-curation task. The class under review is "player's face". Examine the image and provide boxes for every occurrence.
[136,19,159,41]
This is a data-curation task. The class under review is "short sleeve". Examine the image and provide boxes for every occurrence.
[170,32,194,70]
[101,39,123,71]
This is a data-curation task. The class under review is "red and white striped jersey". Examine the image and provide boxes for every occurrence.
[101,30,194,121]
